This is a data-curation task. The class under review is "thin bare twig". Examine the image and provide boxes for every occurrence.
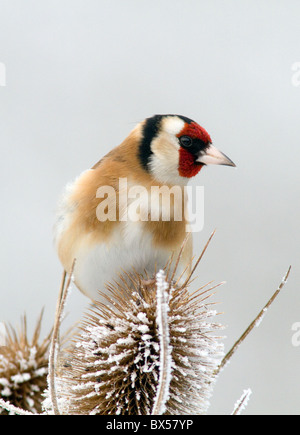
[181,229,216,289]
[170,232,191,283]
[216,266,292,376]
[231,389,252,416]
[48,260,76,415]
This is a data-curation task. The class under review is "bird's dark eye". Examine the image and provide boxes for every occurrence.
[179,136,193,148]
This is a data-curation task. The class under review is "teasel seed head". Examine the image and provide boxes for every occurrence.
[54,268,224,415]
[0,311,51,414]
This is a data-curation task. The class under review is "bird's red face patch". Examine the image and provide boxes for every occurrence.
[178,148,203,178]
[177,121,212,143]
[177,122,211,178]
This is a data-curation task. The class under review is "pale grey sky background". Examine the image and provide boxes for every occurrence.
[0,0,299,415]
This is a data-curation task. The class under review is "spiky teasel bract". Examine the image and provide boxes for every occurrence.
[54,263,225,415]
[0,311,51,414]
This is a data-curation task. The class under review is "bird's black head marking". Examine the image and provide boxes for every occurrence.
[138,114,194,170]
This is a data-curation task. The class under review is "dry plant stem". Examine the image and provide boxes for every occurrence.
[48,270,66,416]
[170,232,191,283]
[216,266,292,376]
[181,229,216,289]
[152,274,171,415]
[49,261,75,415]
[165,251,175,280]
[231,389,252,416]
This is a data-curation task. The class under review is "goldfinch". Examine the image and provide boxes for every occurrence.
[55,114,235,301]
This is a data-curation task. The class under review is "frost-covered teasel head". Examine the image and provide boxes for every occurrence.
[51,269,224,415]
[0,312,51,415]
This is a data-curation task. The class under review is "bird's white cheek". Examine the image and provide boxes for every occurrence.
[149,134,186,186]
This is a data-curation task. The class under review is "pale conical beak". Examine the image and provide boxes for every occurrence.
[196,144,236,167]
